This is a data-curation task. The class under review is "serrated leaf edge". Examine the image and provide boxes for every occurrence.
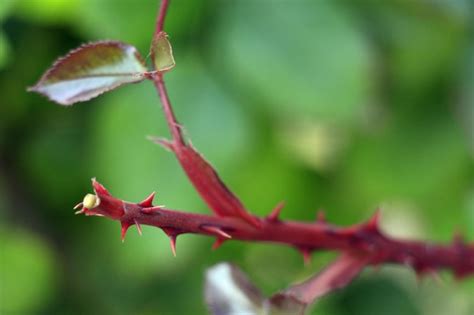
[28,40,149,105]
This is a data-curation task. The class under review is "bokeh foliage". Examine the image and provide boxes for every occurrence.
[0,0,473,314]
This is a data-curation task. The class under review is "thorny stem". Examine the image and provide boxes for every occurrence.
[148,0,261,228]
[73,0,474,306]
[78,179,474,280]
[148,0,472,281]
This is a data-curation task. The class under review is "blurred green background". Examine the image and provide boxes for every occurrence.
[1,0,473,314]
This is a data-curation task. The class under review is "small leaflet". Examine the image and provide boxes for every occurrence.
[150,31,175,72]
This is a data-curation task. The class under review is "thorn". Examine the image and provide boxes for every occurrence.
[366,208,382,232]
[316,209,326,223]
[74,202,85,214]
[212,238,225,250]
[169,235,177,257]
[91,178,111,196]
[161,228,180,256]
[201,225,231,239]
[121,221,132,242]
[299,248,312,265]
[148,136,175,152]
[267,201,285,222]
[138,192,155,208]
[141,205,165,214]
[73,202,83,210]
[134,219,142,236]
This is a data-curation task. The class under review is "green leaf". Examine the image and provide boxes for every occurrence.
[0,0,14,20]
[28,41,148,105]
[75,0,208,52]
[0,30,10,69]
[0,228,57,313]
[151,32,175,72]
[212,1,372,124]
[14,0,79,24]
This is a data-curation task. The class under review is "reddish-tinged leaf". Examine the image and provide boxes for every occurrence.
[28,41,148,105]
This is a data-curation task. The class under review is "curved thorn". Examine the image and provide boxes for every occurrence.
[141,205,165,214]
[201,226,231,239]
[91,178,111,196]
[74,206,85,215]
[267,201,285,222]
[366,208,382,232]
[134,219,142,236]
[161,228,179,256]
[300,248,312,265]
[139,192,156,208]
[73,202,83,210]
[169,235,177,257]
[212,238,225,250]
[148,136,175,152]
[121,221,131,242]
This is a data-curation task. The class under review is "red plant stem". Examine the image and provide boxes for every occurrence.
[152,75,185,146]
[148,0,261,227]
[83,185,474,279]
[275,252,370,305]
[151,0,185,145]
[138,210,474,277]
[150,69,259,226]
[89,0,472,287]
[155,0,169,35]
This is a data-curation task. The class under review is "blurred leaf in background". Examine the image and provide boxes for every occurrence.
[0,0,14,69]
[0,0,473,314]
[0,228,58,314]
